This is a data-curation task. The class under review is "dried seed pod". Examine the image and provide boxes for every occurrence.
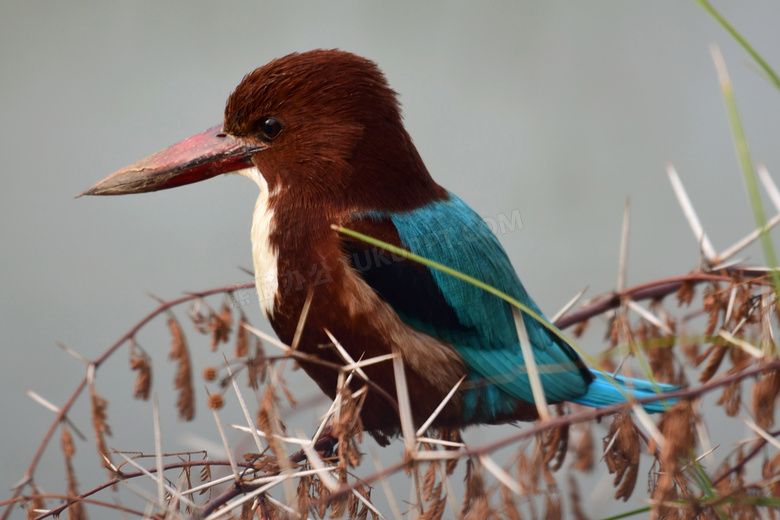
[234,311,248,358]
[168,314,194,421]
[462,458,487,518]
[697,344,727,383]
[675,279,695,307]
[129,343,152,401]
[651,400,697,518]
[207,393,224,410]
[603,412,639,501]
[752,367,780,430]
[89,382,113,473]
[202,366,217,382]
[572,423,594,473]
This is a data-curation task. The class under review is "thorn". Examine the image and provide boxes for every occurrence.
[513,307,550,420]
[758,164,780,211]
[551,286,589,324]
[666,163,718,263]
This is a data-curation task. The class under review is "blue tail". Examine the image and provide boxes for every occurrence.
[571,369,679,413]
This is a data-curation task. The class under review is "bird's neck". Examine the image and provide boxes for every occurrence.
[247,167,342,321]
[245,140,448,321]
[345,129,449,213]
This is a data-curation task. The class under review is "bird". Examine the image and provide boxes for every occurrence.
[81,49,677,443]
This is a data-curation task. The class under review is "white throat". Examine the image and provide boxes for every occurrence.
[236,167,279,317]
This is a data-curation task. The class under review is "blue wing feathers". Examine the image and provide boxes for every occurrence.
[358,192,678,420]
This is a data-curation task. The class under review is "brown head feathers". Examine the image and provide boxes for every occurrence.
[223,49,446,213]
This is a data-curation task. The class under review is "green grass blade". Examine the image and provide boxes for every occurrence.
[688,457,730,519]
[695,0,780,91]
[711,47,780,299]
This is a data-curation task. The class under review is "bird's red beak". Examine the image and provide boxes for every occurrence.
[78,124,262,197]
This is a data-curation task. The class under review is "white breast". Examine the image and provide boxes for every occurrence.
[237,167,279,317]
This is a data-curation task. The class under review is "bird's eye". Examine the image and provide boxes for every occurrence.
[258,117,283,140]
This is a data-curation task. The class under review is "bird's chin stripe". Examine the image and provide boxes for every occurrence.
[249,169,279,317]
[234,166,262,186]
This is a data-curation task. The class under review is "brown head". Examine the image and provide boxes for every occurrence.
[80,50,444,213]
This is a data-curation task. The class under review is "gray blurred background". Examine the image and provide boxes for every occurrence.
[3,2,780,517]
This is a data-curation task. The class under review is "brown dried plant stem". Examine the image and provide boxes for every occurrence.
[711,427,780,487]
[195,431,339,518]
[31,459,254,520]
[554,271,765,329]
[35,431,337,520]
[309,358,780,510]
[7,268,773,520]
[2,284,253,520]
[22,495,159,518]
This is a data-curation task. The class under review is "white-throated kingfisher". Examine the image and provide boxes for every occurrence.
[81,50,677,443]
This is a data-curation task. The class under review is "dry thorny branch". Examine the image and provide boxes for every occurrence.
[7,169,780,520]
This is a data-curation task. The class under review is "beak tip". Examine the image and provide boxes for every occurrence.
[75,183,102,198]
